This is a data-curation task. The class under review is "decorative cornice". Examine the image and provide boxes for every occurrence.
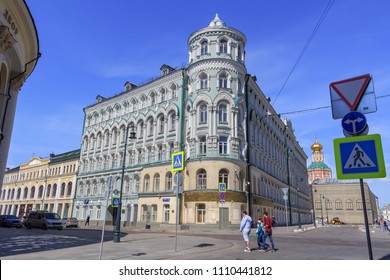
[0,26,16,52]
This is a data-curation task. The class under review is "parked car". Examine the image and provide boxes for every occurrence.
[0,215,23,228]
[25,211,63,230]
[331,217,345,225]
[62,217,79,228]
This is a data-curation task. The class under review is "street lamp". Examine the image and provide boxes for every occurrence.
[297,186,301,229]
[314,189,324,226]
[113,124,136,243]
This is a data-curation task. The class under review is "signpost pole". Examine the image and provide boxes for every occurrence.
[359,178,373,260]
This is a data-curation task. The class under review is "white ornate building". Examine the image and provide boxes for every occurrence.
[75,15,310,228]
[0,0,40,189]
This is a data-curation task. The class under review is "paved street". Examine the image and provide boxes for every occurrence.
[0,224,389,260]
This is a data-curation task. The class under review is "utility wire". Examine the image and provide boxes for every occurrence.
[272,0,335,106]
[279,94,390,116]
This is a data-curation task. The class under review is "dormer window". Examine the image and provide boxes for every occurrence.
[219,39,228,54]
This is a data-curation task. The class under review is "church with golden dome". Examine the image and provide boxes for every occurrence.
[307,138,332,184]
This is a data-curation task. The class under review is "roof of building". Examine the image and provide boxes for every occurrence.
[308,162,330,169]
[49,149,80,164]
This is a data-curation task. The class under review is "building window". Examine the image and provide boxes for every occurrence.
[141,205,147,222]
[144,175,150,192]
[151,204,157,222]
[199,73,208,89]
[157,145,163,161]
[199,136,207,154]
[134,176,140,193]
[196,204,206,223]
[346,199,353,210]
[219,169,229,189]
[315,200,322,210]
[201,40,208,55]
[197,169,207,189]
[219,72,228,88]
[161,88,166,102]
[219,39,228,54]
[219,136,228,155]
[335,200,343,210]
[218,103,228,123]
[170,113,176,131]
[166,172,172,191]
[356,200,363,210]
[199,104,208,123]
[153,174,160,192]
[159,116,164,134]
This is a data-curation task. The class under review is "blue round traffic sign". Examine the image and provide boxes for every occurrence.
[341,111,367,136]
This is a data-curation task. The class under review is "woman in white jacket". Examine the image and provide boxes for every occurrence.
[240,210,252,252]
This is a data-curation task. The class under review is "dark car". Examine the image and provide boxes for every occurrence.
[62,217,79,228]
[25,211,63,230]
[0,215,23,228]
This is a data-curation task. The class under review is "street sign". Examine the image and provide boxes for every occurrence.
[220,200,225,204]
[174,172,183,186]
[219,192,225,199]
[333,134,386,179]
[112,196,120,208]
[162,198,170,202]
[283,195,288,201]
[330,74,376,119]
[172,151,184,172]
[219,182,226,192]
[281,187,289,195]
[342,111,367,136]
[83,199,89,205]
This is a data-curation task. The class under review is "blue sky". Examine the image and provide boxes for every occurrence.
[7,0,390,206]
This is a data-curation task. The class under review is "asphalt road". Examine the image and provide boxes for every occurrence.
[0,224,389,260]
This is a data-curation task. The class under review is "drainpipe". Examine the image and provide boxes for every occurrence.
[244,74,251,216]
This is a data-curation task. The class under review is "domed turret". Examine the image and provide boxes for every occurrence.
[311,138,323,152]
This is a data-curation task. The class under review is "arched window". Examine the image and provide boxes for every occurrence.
[169,112,176,131]
[197,169,207,189]
[160,88,166,102]
[201,40,208,55]
[23,188,28,199]
[52,184,57,198]
[219,39,228,53]
[60,183,66,197]
[153,173,160,192]
[144,175,150,192]
[218,103,228,123]
[199,103,208,123]
[219,169,229,189]
[46,185,51,198]
[30,186,35,199]
[134,175,140,193]
[66,182,72,196]
[166,172,172,191]
[158,115,164,134]
[199,135,207,154]
[199,73,208,89]
[219,72,228,88]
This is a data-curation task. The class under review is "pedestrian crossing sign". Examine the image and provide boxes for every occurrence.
[172,151,184,172]
[112,196,120,208]
[333,134,386,179]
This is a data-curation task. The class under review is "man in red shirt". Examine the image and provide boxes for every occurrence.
[260,211,275,252]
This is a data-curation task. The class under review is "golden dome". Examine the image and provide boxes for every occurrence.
[311,138,323,152]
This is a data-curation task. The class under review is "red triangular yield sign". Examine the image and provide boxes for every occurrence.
[330,74,371,110]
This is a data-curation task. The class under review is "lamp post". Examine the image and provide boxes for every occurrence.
[297,186,301,229]
[113,124,136,243]
[314,189,324,226]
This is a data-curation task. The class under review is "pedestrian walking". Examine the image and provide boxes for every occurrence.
[384,220,389,232]
[260,211,275,253]
[85,215,90,226]
[255,217,269,250]
[240,210,252,252]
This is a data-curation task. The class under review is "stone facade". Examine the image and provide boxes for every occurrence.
[0,150,80,218]
[75,15,310,228]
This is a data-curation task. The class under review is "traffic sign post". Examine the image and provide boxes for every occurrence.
[330,74,384,260]
[172,151,184,172]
